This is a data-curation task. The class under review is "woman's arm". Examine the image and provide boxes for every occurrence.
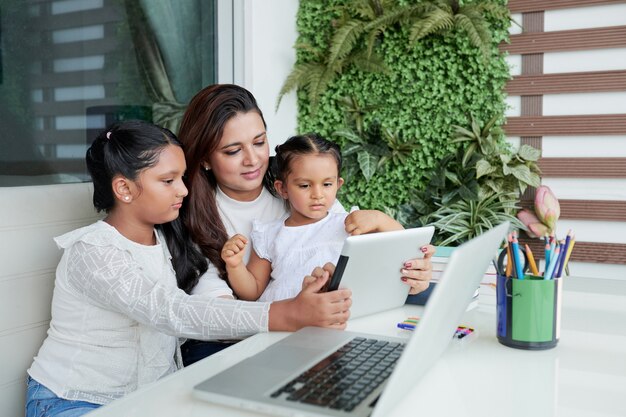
[222,234,272,300]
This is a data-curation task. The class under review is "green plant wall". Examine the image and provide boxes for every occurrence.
[294,0,511,211]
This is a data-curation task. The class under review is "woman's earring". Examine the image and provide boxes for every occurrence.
[124,196,130,201]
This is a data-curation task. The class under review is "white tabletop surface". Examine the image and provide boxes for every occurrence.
[89,276,626,417]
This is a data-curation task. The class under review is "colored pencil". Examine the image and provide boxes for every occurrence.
[525,244,540,276]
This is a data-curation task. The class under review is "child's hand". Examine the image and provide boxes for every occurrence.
[344,210,380,235]
[345,210,402,235]
[221,234,248,268]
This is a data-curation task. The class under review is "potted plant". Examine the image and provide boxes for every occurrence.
[397,115,541,245]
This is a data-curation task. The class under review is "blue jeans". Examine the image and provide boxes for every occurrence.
[25,376,100,417]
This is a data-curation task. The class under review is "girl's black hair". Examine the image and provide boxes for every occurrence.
[274,133,342,181]
[86,119,207,293]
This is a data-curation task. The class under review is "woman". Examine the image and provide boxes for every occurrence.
[174,84,434,365]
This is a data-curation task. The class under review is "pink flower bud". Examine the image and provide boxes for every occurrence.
[517,209,549,238]
[534,186,560,234]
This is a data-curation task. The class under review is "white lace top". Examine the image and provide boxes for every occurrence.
[27,221,269,405]
[251,212,350,302]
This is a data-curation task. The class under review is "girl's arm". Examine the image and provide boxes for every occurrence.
[344,209,403,235]
[269,264,352,331]
[222,234,272,300]
[66,242,269,339]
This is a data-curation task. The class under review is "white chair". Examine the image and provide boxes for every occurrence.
[0,183,101,416]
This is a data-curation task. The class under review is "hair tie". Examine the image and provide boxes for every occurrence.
[106,131,112,140]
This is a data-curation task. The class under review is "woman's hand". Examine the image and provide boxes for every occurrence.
[402,245,435,295]
[268,263,351,332]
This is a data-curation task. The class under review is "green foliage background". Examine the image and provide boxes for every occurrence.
[294,0,511,211]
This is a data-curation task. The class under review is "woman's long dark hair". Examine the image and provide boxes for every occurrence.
[175,84,273,289]
[87,120,208,293]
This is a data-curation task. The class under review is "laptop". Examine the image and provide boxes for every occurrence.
[193,222,509,417]
[327,226,435,319]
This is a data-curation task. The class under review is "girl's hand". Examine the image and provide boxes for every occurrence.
[344,210,402,235]
[269,263,352,331]
[221,234,248,268]
[401,245,435,295]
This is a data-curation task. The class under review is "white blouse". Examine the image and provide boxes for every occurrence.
[28,221,269,405]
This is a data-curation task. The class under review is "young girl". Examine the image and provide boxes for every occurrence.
[25,121,350,417]
[222,133,405,302]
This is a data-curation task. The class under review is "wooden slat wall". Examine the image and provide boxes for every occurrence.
[509,0,622,12]
[501,25,626,54]
[506,70,626,95]
[521,200,626,221]
[505,0,626,265]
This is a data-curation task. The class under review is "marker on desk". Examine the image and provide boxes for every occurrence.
[397,317,475,342]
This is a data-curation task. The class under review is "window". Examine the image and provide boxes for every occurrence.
[0,0,217,186]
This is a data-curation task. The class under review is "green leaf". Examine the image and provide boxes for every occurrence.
[462,143,477,167]
[333,129,365,144]
[476,159,496,178]
[518,144,541,161]
[357,151,379,181]
[508,164,535,185]
[327,19,365,67]
[342,143,362,156]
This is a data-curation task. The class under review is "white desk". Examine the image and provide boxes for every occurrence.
[89,277,626,417]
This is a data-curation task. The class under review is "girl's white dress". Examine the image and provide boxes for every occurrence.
[251,212,350,302]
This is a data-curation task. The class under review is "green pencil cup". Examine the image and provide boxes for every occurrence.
[496,274,562,350]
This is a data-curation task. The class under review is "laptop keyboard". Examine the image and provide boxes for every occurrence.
[270,337,405,412]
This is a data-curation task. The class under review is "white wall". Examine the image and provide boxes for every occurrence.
[240,0,299,152]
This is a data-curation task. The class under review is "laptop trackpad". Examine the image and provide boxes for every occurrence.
[251,345,327,373]
[198,345,331,397]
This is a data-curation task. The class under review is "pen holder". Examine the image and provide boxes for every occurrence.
[496,274,562,350]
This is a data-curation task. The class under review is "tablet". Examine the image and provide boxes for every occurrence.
[328,226,435,319]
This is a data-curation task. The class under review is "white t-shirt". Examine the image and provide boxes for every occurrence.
[251,212,349,302]
[28,221,269,405]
